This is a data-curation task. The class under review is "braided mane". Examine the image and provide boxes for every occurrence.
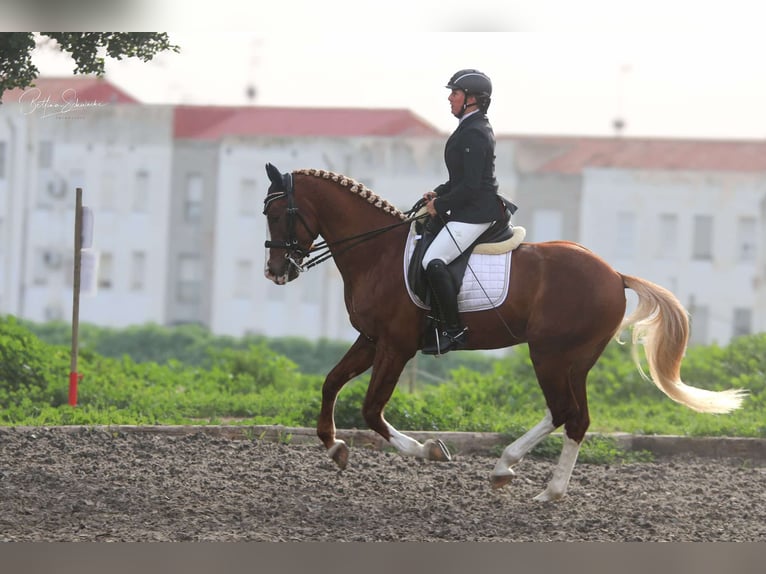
[295,168,407,221]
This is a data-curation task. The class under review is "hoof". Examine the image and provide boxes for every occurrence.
[328,441,349,470]
[533,488,564,502]
[424,438,452,462]
[490,471,515,490]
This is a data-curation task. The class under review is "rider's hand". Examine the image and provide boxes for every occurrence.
[422,191,437,201]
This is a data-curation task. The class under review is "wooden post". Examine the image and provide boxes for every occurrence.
[69,188,83,406]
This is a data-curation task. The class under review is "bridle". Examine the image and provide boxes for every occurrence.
[263,172,318,273]
[263,172,427,275]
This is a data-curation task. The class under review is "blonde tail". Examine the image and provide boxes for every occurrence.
[618,275,747,414]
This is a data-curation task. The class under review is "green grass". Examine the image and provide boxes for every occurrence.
[2,316,763,465]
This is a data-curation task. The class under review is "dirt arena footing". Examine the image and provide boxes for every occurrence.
[2,425,764,461]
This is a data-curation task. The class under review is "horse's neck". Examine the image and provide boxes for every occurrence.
[312,194,404,274]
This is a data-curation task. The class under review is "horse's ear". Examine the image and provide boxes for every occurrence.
[265,163,283,187]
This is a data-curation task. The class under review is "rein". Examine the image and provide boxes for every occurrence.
[264,175,427,274]
[300,216,426,271]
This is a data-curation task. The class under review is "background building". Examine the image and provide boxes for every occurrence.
[2,77,765,346]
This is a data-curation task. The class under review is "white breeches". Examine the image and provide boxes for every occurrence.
[422,220,493,269]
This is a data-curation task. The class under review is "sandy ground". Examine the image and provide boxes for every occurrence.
[1,428,764,542]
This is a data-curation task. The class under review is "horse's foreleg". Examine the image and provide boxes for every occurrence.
[490,409,556,489]
[317,335,376,469]
[383,423,452,462]
[362,348,451,462]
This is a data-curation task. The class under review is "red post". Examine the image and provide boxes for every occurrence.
[68,371,81,407]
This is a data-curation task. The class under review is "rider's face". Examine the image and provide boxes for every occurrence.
[448,89,476,117]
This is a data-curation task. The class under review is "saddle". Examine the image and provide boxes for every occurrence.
[407,195,518,305]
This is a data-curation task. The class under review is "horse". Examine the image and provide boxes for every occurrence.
[262,163,747,501]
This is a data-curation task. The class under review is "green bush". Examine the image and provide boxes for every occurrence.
[23,320,498,384]
[2,315,762,443]
[0,316,70,408]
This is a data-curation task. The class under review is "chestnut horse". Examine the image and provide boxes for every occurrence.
[262,164,746,501]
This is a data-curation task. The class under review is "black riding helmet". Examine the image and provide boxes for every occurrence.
[445,69,492,116]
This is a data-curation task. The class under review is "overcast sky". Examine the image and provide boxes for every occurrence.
[23,1,766,139]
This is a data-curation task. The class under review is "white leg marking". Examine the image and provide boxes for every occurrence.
[534,436,581,502]
[327,439,347,457]
[492,409,555,478]
[385,422,426,457]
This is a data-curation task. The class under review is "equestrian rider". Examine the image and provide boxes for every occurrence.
[421,69,502,355]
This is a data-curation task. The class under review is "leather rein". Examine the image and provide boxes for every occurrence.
[263,174,427,275]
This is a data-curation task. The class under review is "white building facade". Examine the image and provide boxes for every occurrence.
[579,168,765,345]
[2,85,765,346]
[0,103,175,326]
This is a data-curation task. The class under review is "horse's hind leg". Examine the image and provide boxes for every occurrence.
[491,346,593,501]
[490,409,556,489]
[531,348,594,502]
[317,334,376,469]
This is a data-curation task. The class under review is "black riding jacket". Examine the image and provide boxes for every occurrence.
[432,111,502,223]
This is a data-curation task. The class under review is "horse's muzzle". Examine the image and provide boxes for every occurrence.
[264,259,301,285]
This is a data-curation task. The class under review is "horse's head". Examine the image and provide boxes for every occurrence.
[263,163,318,284]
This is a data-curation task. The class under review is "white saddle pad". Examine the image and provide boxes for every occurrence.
[403,226,513,312]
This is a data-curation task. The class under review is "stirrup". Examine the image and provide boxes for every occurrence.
[421,326,468,356]
[445,326,468,346]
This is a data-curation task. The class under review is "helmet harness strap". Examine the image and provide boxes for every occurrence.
[458,91,479,118]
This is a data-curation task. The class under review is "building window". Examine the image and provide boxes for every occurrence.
[234,260,253,298]
[39,141,53,169]
[130,251,146,291]
[657,213,678,259]
[392,142,416,170]
[177,254,202,303]
[615,211,636,259]
[688,302,709,346]
[98,252,114,289]
[133,170,149,212]
[185,174,204,223]
[732,308,752,339]
[239,178,258,216]
[692,215,713,260]
[0,141,6,179]
[33,248,61,286]
[737,216,757,262]
[101,172,116,211]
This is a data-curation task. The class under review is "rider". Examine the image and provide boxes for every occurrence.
[421,69,503,355]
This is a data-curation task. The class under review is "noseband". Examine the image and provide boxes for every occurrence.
[263,172,317,273]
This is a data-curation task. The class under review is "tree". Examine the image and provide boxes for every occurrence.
[0,32,179,99]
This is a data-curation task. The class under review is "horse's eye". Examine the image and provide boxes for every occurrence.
[268,215,280,224]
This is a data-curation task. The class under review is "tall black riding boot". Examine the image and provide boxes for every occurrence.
[421,259,467,355]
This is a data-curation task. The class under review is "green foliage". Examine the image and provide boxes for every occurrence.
[0,33,179,98]
[0,316,70,408]
[0,33,38,96]
[24,320,498,386]
[2,316,764,466]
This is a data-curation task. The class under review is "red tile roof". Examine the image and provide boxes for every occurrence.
[509,135,766,174]
[173,105,442,139]
[1,76,138,104]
